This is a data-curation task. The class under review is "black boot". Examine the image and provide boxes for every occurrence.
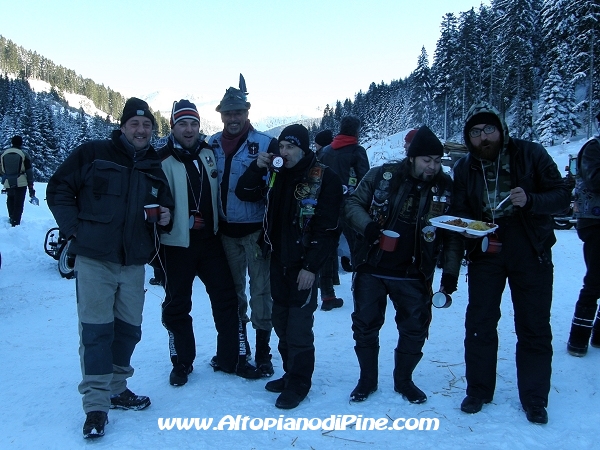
[255,329,274,377]
[591,310,600,348]
[393,351,427,404]
[235,355,262,379]
[350,346,378,402]
[567,304,596,356]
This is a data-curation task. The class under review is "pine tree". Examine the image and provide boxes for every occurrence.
[408,47,433,128]
[536,64,572,145]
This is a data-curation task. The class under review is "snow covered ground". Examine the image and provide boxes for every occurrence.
[1,138,599,449]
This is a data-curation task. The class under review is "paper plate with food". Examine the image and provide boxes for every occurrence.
[429,215,499,236]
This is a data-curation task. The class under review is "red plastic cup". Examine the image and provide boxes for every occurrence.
[144,204,160,223]
[379,230,400,252]
[481,234,502,253]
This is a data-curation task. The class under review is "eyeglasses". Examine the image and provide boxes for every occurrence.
[469,124,497,138]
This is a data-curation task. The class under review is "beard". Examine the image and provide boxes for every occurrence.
[471,139,501,161]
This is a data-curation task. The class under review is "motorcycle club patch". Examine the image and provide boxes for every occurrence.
[248,142,259,155]
[422,225,436,242]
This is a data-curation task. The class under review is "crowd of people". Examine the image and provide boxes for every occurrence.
[1,77,595,439]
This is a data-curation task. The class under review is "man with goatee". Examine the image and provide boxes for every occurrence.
[451,102,570,424]
[208,76,279,377]
[157,100,261,387]
[344,125,462,405]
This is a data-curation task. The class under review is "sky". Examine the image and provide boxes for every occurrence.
[0,0,489,125]
[1,137,598,449]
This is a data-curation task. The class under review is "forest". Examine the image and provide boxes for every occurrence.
[314,0,599,146]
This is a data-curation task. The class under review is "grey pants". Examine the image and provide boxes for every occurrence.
[75,256,145,413]
[221,230,273,331]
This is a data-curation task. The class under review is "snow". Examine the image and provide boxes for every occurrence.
[25,78,111,121]
[1,139,599,449]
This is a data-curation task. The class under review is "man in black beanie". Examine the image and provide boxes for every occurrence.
[451,102,569,424]
[0,135,35,226]
[314,129,333,158]
[47,97,174,439]
[236,124,343,409]
[344,125,463,404]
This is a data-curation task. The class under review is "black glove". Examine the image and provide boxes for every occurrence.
[28,184,35,197]
[441,273,458,294]
[364,222,382,245]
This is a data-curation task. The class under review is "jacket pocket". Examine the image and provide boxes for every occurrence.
[92,162,124,196]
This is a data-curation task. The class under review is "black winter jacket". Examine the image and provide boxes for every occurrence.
[236,153,343,273]
[318,142,369,197]
[46,130,174,266]
[345,161,463,281]
[453,104,570,260]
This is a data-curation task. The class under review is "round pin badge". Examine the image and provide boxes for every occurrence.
[383,172,392,180]
[422,225,436,242]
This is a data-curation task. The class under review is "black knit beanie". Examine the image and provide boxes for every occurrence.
[279,124,310,154]
[120,97,155,127]
[465,112,502,136]
[315,130,333,147]
[406,126,443,157]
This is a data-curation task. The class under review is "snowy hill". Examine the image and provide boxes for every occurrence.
[0,140,598,449]
[27,78,113,121]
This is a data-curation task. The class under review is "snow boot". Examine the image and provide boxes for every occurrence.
[170,363,193,386]
[321,296,344,311]
[255,329,274,377]
[83,411,108,439]
[350,346,378,402]
[109,389,151,410]
[265,377,286,393]
[567,304,596,356]
[393,351,427,404]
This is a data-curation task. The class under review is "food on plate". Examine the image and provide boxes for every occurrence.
[443,218,469,228]
[466,221,494,231]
